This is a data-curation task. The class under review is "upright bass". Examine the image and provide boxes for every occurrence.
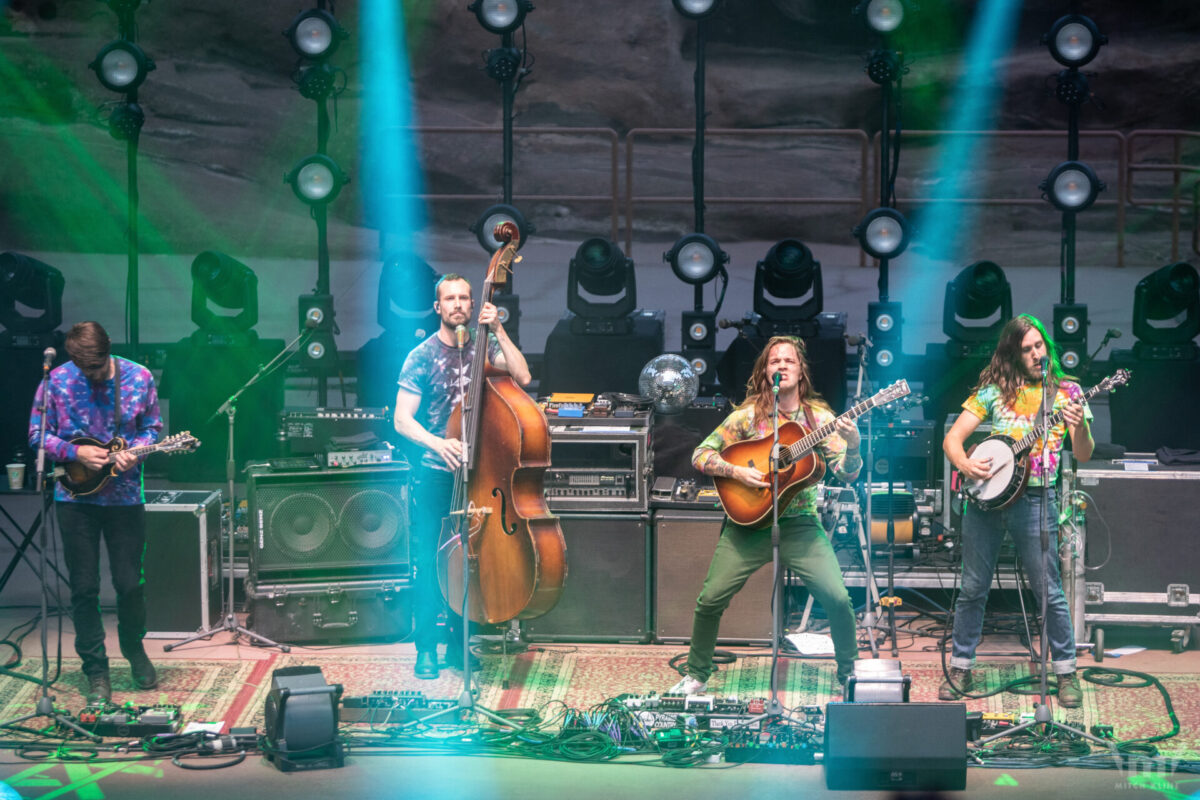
[438,222,567,624]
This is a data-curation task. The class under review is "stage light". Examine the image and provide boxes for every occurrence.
[285,154,349,205]
[471,204,531,253]
[942,261,1012,350]
[1041,161,1103,213]
[665,233,728,286]
[378,253,439,333]
[469,0,533,35]
[753,239,822,325]
[263,666,344,772]
[1054,69,1089,106]
[672,0,721,20]
[299,293,338,373]
[567,238,637,334]
[868,301,902,371]
[485,47,522,82]
[854,207,910,260]
[297,63,339,101]
[858,0,904,34]
[866,48,901,85]
[1044,14,1106,69]
[0,252,65,334]
[190,251,258,333]
[1053,302,1088,371]
[1132,261,1200,354]
[107,102,144,141]
[284,8,346,60]
[89,40,154,93]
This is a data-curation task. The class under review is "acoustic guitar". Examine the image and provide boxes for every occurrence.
[962,369,1130,511]
[58,432,200,497]
[713,380,910,526]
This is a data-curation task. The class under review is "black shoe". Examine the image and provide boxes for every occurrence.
[414,650,439,680]
[128,652,158,690]
[938,667,973,700]
[86,673,112,706]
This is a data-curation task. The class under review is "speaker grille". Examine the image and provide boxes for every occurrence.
[248,464,410,580]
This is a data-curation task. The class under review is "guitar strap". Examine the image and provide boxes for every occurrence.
[110,357,122,441]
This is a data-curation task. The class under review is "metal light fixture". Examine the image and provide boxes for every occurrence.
[190,251,258,333]
[286,154,349,205]
[471,204,531,253]
[284,8,346,60]
[671,0,721,20]
[0,252,65,334]
[1041,161,1103,212]
[868,300,902,370]
[854,207,910,260]
[665,233,728,286]
[1054,69,1090,106]
[1132,261,1200,351]
[107,102,145,141]
[89,40,154,93]
[858,0,905,34]
[299,293,338,373]
[1053,303,1088,371]
[753,239,822,323]
[866,48,901,85]
[942,260,1012,348]
[1044,14,1107,69]
[567,238,636,334]
[469,0,533,35]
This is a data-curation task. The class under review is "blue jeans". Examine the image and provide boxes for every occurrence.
[950,488,1076,674]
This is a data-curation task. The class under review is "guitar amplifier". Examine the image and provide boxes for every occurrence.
[278,407,395,456]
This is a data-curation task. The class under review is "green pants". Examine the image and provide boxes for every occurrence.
[685,513,858,683]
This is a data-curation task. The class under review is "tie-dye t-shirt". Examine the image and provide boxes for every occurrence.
[397,330,502,472]
[28,357,163,505]
[962,381,1092,486]
[692,403,861,518]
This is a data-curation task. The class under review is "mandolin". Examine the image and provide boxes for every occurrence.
[58,432,200,497]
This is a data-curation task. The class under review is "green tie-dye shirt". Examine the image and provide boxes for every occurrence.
[962,381,1092,487]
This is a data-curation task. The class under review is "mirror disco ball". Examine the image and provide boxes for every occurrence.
[638,354,699,415]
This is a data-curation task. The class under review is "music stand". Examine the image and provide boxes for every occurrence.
[162,331,314,654]
[0,367,100,742]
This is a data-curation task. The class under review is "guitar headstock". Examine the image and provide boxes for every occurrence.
[876,379,911,405]
[161,431,201,455]
[1101,368,1132,392]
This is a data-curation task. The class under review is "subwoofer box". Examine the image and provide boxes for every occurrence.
[246,463,410,582]
[653,510,773,645]
[824,702,967,791]
[521,513,651,643]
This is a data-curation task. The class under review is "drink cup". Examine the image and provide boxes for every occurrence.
[6,463,25,491]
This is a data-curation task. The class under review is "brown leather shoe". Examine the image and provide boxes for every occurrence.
[1057,671,1083,708]
[937,667,973,700]
[86,673,112,706]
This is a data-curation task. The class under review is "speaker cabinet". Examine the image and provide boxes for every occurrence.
[143,490,222,637]
[654,510,773,645]
[824,702,967,791]
[246,463,410,581]
[522,513,651,643]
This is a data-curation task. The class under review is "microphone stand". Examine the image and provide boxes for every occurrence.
[0,364,100,741]
[163,328,316,653]
[979,360,1111,751]
[850,340,882,658]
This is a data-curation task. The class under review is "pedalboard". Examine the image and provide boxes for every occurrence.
[340,690,459,724]
[75,703,183,738]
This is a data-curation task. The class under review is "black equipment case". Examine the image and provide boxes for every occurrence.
[246,577,412,645]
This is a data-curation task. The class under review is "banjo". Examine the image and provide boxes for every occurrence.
[963,369,1130,511]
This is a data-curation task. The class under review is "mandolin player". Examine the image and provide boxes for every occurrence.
[940,314,1093,707]
[27,321,163,706]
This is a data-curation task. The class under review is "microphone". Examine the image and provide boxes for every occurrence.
[42,347,55,370]
[1105,328,1122,340]
[717,318,747,330]
[455,324,468,348]
[772,371,781,394]
[304,307,324,328]
[1039,355,1049,375]
[844,333,871,347]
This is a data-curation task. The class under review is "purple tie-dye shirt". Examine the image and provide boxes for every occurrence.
[28,357,163,505]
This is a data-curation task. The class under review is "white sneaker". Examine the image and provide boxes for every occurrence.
[668,675,707,695]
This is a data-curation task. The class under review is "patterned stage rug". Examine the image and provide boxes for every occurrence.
[231,648,1200,758]
[0,656,268,731]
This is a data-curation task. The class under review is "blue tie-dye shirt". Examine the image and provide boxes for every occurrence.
[28,357,163,505]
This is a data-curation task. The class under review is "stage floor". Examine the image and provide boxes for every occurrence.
[0,607,1197,799]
